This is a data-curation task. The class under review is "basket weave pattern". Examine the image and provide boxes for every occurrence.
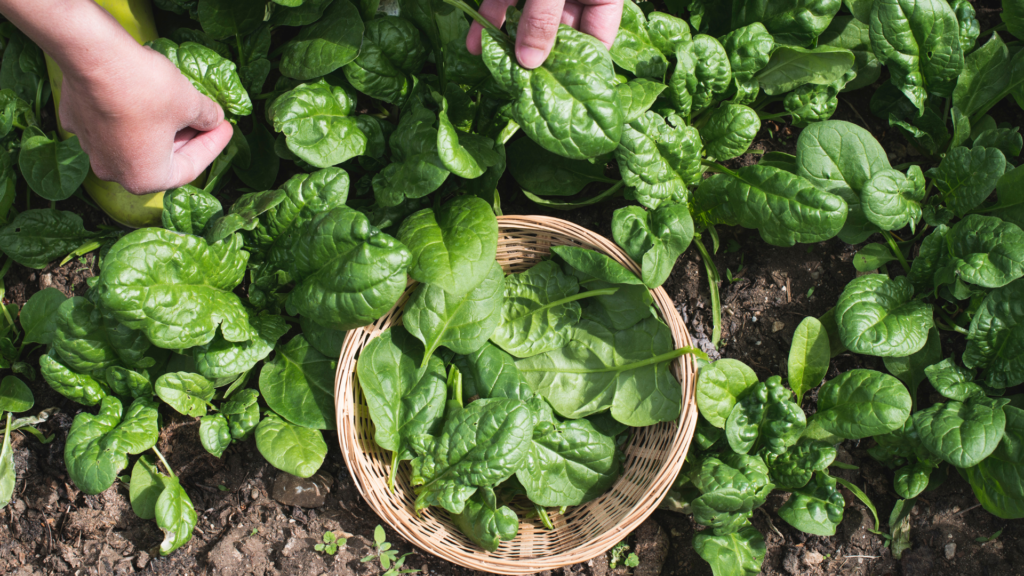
[335,216,699,574]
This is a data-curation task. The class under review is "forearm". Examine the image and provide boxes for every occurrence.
[0,0,142,80]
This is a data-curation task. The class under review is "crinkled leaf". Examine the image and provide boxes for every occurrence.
[490,260,581,358]
[517,418,620,507]
[65,397,159,494]
[725,376,806,455]
[155,372,215,417]
[269,79,367,168]
[279,0,364,80]
[816,369,912,439]
[862,166,926,231]
[40,350,109,406]
[942,214,1024,288]
[836,275,933,357]
[259,335,337,430]
[931,146,1005,217]
[696,358,759,429]
[914,397,1009,468]
[199,414,231,458]
[616,111,701,209]
[148,39,252,115]
[964,279,1024,388]
[778,473,845,536]
[702,104,759,161]
[161,185,223,236]
[611,204,694,289]
[195,313,287,379]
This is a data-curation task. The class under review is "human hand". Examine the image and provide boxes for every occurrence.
[467,0,624,69]
[58,42,233,195]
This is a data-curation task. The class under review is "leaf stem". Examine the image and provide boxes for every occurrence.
[880,230,911,273]
[692,234,722,348]
[544,287,619,310]
[937,310,969,335]
[387,450,400,493]
[442,0,507,41]
[700,160,739,178]
[152,447,176,478]
[757,111,789,121]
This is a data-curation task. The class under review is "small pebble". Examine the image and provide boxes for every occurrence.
[252,489,260,500]
[945,542,956,559]
[751,315,758,323]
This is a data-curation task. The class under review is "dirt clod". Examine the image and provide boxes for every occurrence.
[632,518,669,576]
[945,543,957,560]
[271,471,333,508]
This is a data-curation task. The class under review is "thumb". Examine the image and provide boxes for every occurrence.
[183,86,226,132]
[166,120,233,189]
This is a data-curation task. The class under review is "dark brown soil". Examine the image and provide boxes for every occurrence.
[4,2,1024,575]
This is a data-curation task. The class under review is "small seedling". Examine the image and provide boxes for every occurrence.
[248,528,258,537]
[608,540,640,569]
[315,531,346,555]
[361,525,418,575]
[217,484,228,492]
[976,528,1003,543]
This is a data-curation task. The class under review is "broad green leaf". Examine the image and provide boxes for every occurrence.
[342,16,426,105]
[924,359,985,401]
[721,23,774,103]
[155,475,197,555]
[129,455,163,520]
[18,130,89,201]
[410,398,532,514]
[853,243,897,272]
[65,396,159,494]
[232,121,279,191]
[692,453,773,531]
[40,350,109,406]
[254,412,327,478]
[693,524,765,576]
[516,418,620,507]
[796,120,889,244]
[397,196,498,299]
[52,297,151,373]
[251,168,349,250]
[783,81,846,127]
[696,358,758,428]
[755,45,856,95]
[884,327,941,408]
[611,204,694,289]
[836,275,933,357]
[259,335,336,430]
[693,164,847,247]
[616,110,702,209]
[450,490,519,552]
[819,15,882,91]
[0,376,31,413]
[816,369,912,439]
[199,414,231,458]
[436,98,500,179]
[646,12,692,54]
[768,440,837,491]
[953,33,1011,118]
[778,473,845,536]
[868,0,964,112]
[371,99,449,206]
[730,0,842,47]
[667,36,732,116]
[506,137,610,197]
[19,287,66,346]
[702,104,759,161]
[0,209,97,269]
[155,372,216,417]
[862,166,926,231]
[453,343,531,403]
[964,404,1024,518]
[161,185,223,236]
[198,0,264,39]
[609,0,669,78]
[356,327,446,469]
[299,315,345,359]
[195,313,287,379]
[268,79,367,168]
[516,316,683,426]
[974,128,1024,159]
[894,460,934,499]
[222,388,260,440]
[551,245,643,286]
[285,206,410,331]
[405,260,505,362]
[788,317,830,405]
[615,79,668,123]
[907,224,949,292]
[953,0,980,51]
[280,0,364,80]
[203,189,288,245]
[481,27,622,160]
[931,146,1005,217]
[490,261,582,358]
[0,27,49,104]
[269,0,332,27]
[94,228,254,349]
[105,367,154,400]
[725,376,806,455]
[148,39,252,116]
[915,397,1009,467]
[943,214,1024,288]
[964,279,1024,388]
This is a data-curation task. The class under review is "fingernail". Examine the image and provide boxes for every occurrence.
[517,46,548,69]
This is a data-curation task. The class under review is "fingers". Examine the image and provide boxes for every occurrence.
[578,0,623,49]
[165,120,233,190]
[467,0,518,55]
[561,2,584,28]
[517,0,566,68]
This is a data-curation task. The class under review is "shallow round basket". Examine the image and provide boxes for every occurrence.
[335,215,699,575]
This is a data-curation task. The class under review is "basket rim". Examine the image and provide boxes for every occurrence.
[334,215,700,574]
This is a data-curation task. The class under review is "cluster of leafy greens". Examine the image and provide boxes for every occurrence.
[356,197,700,550]
[0,0,1023,571]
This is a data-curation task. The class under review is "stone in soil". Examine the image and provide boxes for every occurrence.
[272,471,334,508]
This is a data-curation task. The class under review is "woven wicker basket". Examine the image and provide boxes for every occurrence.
[335,215,699,574]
